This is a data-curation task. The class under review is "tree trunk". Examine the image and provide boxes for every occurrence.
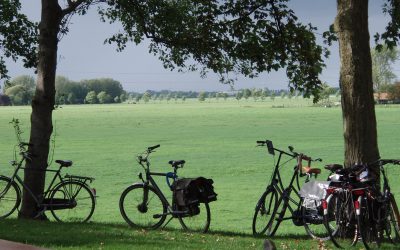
[335,0,380,174]
[19,0,62,219]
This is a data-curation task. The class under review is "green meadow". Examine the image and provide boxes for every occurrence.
[0,98,399,249]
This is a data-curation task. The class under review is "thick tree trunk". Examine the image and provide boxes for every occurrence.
[19,0,62,219]
[335,1,380,174]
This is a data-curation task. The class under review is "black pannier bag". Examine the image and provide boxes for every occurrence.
[173,177,217,214]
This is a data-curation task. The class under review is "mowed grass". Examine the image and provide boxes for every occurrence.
[0,98,399,249]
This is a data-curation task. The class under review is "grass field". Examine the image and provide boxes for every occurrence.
[0,98,399,249]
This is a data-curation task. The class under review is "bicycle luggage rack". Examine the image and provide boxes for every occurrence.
[65,174,95,183]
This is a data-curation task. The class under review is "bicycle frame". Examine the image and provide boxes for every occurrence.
[139,166,191,218]
[2,154,77,207]
[265,150,305,221]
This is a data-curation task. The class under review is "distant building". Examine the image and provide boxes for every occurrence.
[374,92,389,104]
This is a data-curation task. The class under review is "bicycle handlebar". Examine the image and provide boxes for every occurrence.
[147,144,160,152]
[256,139,322,162]
[136,144,161,166]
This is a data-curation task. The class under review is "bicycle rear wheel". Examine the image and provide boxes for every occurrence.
[119,184,167,229]
[357,195,379,250]
[302,198,329,240]
[0,176,20,218]
[252,188,281,236]
[178,203,211,233]
[386,194,400,243]
[50,180,95,222]
[324,191,358,248]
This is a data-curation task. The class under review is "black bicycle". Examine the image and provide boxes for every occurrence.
[323,159,400,249]
[0,120,96,222]
[252,140,327,239]
[119,145,211,232]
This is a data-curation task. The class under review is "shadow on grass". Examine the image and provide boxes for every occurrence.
[0,219,266,249]
[0,219,369,250]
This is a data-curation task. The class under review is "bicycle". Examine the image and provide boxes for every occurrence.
[119,145,211,232]
[252,140,326,239]
[0,119,96,222]
[323,159,400,249]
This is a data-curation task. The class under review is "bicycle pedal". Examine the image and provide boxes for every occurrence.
[153,214,162,219]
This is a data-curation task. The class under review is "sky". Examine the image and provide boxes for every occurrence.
[4,0,397,92]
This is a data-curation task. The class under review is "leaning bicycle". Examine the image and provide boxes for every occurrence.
[0,119,96,222]
[119,145,217,232]
[252,140,327,239]
[323,159,400,249]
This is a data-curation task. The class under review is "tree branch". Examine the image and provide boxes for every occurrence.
[62,0,87,16]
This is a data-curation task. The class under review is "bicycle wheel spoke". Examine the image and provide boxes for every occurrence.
[0,178,20,218]
[119,185,166,229]
[50,181,95,223]
[179,203,211,233]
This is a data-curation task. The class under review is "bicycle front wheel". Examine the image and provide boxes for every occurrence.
[50,180,95,222]
[0,176,20,218]
[119,184,167,229]
[252,188,280,236]
[178,203,211,233]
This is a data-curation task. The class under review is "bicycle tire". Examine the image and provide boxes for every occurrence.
[386,194,400,243]
[50,180,95,222]
[178,203,211,233]
[119,184,167,229]
[0,176,21,218]
[324,191,358,248]
[302,198,330,240]
[252,188,280,236]
[357,195,380,250]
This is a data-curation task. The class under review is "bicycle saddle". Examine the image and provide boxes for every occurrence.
[302,166,321,175]
[168,160,185,168]
[324,164,343,172]
[55,160,73,167]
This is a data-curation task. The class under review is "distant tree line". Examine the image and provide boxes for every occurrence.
[0,75,127,105]
[126,88,335,103]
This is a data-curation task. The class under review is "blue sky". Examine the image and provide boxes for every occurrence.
[5,1,397,92]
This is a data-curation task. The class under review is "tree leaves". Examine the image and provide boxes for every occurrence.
[375,0,400,51]
[0,0,38,79]
[100,0,326,101]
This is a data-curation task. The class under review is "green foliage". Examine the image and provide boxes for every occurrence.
[387,82,400,100]
[270,91,276,100]
[371,45,399,92]
[55,76,126,105]
[142,91,151,103]
[100,0,326,100]
[135,94,142,103]
[81,78,124,100]
[85,91,98,104]
[0,0,37,80]
[3,75,35,105]
[55,76,86,104]
[243,89,251,100]
[97,91,112,104]
[4,75,35,90]
[235,91,243,101]
[375,0,400,50]
[119,93,127,102]
[197,91,206,102]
